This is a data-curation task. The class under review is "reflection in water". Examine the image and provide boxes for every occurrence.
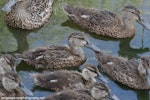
[136,90,149,100]
[61,20,88,33]
[118,37,149,59]
[7,26,29,53]
[7,26,38,53]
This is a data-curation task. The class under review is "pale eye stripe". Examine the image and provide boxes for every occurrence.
[86,67,97,73]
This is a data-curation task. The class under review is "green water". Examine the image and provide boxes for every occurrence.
[0,0,150,100]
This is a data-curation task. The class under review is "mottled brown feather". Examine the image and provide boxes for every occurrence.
[94,51,150,89]
[62,4,140,38]
[17,45,86,69]
[3,0,54,30]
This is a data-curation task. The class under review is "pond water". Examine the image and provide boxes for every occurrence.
[0,0,150,100]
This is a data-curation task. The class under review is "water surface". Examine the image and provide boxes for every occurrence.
[0,0,150,100]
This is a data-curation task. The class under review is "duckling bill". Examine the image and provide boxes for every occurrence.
[62,4,150,38]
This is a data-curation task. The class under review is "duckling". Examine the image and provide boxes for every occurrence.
[0,54,33,96]
[31,64,105,91]
[44,82,119,100]
[1,0,54,30]
[62,4,150,38]
[94,50,150,89]
[0,71,24,97]
[16,32,95,69]
[0,54,16,74]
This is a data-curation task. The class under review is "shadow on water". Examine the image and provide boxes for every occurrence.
[6,25,47,54]
[6,26,30,53]
[118,37,149,59]
[136,90,150,100]
[61,19,89,33]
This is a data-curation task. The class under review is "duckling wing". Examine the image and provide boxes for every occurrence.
[32,70,85,91]
[95,51,148,89]
[17,45,85,69]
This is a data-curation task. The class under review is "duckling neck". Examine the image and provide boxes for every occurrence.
[146,69,150,86]
[13,1,30,18]
[69,46,86,60]
[119,13,136,37]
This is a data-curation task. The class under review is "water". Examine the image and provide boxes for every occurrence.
[0,0,150,100]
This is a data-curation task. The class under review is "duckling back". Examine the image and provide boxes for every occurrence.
[16,46,86,69]
[3,0,54,30]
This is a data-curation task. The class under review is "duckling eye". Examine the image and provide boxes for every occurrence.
[130,11,135,14]
[8,76,16,81]
[78,38,85,40]
[87,68,97,73]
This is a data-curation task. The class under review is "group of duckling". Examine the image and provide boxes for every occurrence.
[1,0,150,99]
[0,54,25,97]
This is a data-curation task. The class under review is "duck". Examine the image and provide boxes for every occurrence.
[43,82,119,100]
[16,32,96,70]
[62,4,150,38]
[0,54,17,74]
[0,71,24,97]
[93,49,150,89]
[1,0,54,30]
[31,64,107,91]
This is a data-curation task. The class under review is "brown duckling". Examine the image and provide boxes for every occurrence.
[31,64,107,91]
[94,50,150,90]
[1,0,54,30]
[62,4,150,38]
[16,32,96,70]
[43,82,119,100]
[0,54,16,74]
[0,71,24,97]
[0,54,33,96]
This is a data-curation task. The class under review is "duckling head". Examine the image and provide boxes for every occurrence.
[68,32,89,48]
[1,0,23,13]
[2,71,33,96]
[2,72,21,92]
[138,56,150,85]
[122,5,150,30]
[90,83,119,100]
[0,54,17,74]
[90,83,109,100]
[82,64,100,82]
[68,32,99,60]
